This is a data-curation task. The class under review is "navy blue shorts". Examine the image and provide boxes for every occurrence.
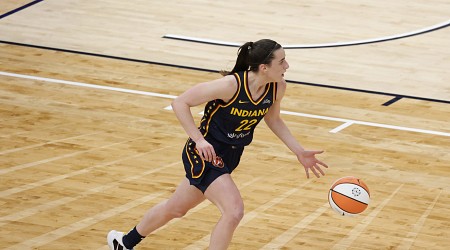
[182,136,244,193]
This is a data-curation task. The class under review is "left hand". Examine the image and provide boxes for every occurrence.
[297,150,329,178]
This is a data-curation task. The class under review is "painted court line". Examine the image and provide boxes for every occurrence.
[331,184,404,249]
[164,19,450,48]
[397,190,442,250]
[1,71,449,137]
[0,71,177,99]
[329,121,354,133]
[280,110,450,137]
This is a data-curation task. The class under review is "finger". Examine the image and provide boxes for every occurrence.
[310,150,324,155]
[210,148,216,161]
[195,148,204,161]
[199,150,206,161]
[305,168,310,179]
[209,148,217,162]
[201,150,210,162]
[310,167,320,178]
[315,165,325,176]
[317,160,329,168]
[205,149,213,162]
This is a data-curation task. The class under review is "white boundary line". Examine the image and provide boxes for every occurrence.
[0,71,177,99]
[329,121,354,133]
[1,71,449,137]
[164,19,450,48]
[279,112,450,137]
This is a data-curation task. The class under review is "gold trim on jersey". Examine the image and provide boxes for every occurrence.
[273,82,278,101]
[201,72,241,137]
[185,139,205,178]
[221,73,241,108]
[243,71,272,105]
[202,102,222,137]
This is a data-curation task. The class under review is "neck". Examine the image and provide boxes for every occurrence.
[247,71,269,88]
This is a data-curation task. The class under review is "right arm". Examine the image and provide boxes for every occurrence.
[171,75,237,162]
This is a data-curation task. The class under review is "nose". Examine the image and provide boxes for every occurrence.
[285,60,290,70]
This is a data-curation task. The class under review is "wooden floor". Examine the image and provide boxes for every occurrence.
[0,1,449,249]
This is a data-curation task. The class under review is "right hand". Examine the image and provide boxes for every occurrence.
[297,150,328,178]
[194,138,216,162]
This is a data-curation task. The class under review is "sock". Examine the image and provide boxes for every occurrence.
[122,226,145,249]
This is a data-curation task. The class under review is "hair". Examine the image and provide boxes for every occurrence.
[221,39,281,76]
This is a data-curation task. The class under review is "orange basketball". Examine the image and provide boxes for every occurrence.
[328,176,370,216]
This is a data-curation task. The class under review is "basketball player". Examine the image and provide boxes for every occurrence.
[107,39,328,250]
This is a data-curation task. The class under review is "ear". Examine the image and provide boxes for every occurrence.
[259,64,268,72]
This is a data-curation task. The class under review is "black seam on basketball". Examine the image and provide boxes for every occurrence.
[330,189,369,206]
[331,182,370,195]
[330,190,356,214]
[330,194,359,215]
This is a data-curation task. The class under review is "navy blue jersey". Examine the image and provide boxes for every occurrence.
[198,71,277,146]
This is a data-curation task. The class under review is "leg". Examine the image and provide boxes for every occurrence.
[204,174,244,250]
[136,177,205,235]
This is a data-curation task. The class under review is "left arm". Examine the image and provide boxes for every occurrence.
[264,80,328,178]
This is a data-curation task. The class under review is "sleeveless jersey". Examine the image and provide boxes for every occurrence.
[198,71,277,146]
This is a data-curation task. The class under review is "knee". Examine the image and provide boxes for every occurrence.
[164,202,189,219]
[162,205,188,219]
[224,201,244,226]
[169,208,188,219]
[233,206,245,224]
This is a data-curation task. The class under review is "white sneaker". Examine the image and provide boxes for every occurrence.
[107,230,135,250]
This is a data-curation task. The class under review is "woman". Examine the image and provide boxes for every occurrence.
[107,39,328,250]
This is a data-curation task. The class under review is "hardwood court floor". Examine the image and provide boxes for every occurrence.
[1,43,449,249]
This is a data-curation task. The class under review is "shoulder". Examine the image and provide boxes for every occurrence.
[198,74,239,102]
[214,74,239,91]
[174,74,239,107]
[223,74,239,84]
[219,74,240,102]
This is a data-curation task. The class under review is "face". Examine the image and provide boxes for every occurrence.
[265,48,289,82]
